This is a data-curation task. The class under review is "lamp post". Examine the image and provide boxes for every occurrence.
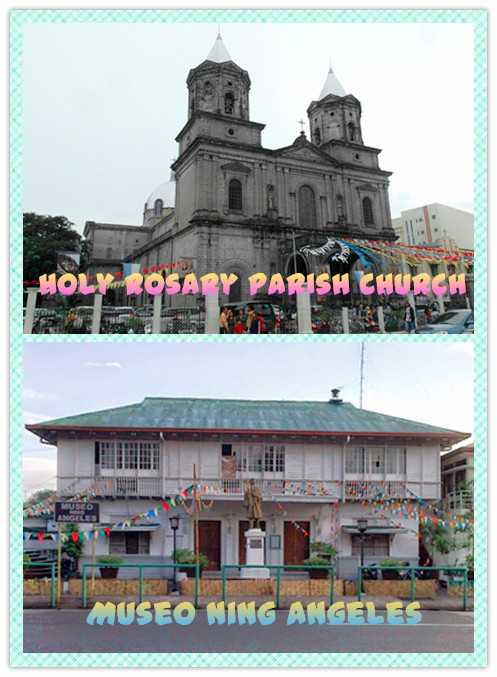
[169,515,180,593]
[357,518,368,569]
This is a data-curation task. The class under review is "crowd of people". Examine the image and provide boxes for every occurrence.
[346,299,440,333]
[218,300,443,335]
[219,305,269,334]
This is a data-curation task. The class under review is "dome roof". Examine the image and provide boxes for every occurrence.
[145,180,176,210]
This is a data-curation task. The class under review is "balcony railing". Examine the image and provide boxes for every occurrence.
[57,476,341,500]
[57,476,440,501]
[344,480,407,499]
[444,490,473,512]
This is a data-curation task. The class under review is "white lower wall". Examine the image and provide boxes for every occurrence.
[76,498,419,574]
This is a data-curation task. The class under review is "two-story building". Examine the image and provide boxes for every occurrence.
[26,393,468,578]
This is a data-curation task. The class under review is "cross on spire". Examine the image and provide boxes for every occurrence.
[298,119,305,133]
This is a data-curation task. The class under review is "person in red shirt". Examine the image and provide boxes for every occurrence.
[233,309,246,334]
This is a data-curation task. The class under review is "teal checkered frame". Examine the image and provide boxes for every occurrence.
[10,8,487,668]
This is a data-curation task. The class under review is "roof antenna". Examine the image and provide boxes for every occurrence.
[360,343,365,409]
[217,24,221,38]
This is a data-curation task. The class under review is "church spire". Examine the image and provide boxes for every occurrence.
[319,62,346,99]
[206,31,232,63]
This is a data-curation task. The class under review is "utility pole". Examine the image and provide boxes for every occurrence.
[360,343,365,409]
[193,464,200,567]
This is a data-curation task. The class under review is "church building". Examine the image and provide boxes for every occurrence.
[84,33,396,305]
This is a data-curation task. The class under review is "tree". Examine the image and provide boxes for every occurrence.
[23,488,55,509]
[61,523,84,564]
[23,213,90,283]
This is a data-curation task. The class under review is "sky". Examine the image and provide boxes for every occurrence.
[22,341,473,496]
[22,21,474,232]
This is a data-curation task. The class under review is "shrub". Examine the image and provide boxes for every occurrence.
[96,555,124,566]
[303,556,330,567]
[174,548,209,570]
[309,542,337,559]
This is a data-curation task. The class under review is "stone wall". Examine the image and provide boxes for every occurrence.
[180,578,344,596]
[448,584,474,597]
[363,580,438,599]
[23,580,52,595]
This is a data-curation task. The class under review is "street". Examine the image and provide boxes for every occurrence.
[23,609,474,654]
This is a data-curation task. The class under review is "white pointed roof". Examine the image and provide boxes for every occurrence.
[206,32,232,63]
[319,65,346,99]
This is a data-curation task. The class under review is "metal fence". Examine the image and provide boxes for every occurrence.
[81,562,200,608]
[221,564,335,609]
[24,561,57,608]
[29,304,205,335]
[356,565,470,610]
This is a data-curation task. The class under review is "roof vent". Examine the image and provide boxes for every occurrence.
[329,388,343,404]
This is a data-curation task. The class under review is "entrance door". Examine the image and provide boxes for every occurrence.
[284,521,310,565]
[238,520,266,565]
[196,520,221,571]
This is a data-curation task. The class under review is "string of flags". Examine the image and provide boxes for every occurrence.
[23,484,196,544]
[361,487,474,532]
[341,237,473,267]
[23,482,103,518]
[275,503,310,537]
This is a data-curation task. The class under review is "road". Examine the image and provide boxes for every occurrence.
[24,609,474,654]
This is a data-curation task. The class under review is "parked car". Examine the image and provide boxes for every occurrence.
[415,309,473,334]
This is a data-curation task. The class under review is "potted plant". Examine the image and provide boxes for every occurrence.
[174,549,209,576]
[303,555,330,579]
[97,555,123,579]
[379,558,406,580]
[23,553,33,579]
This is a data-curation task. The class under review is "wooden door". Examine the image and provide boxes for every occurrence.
[238,520,266,565]
[195,520,221,570]
[284,521,310,565]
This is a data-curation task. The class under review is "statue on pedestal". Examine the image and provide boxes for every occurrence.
[244,479,263,528]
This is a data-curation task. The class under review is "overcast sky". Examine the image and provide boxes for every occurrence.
[22,21,473,232]
[23,341,473,496]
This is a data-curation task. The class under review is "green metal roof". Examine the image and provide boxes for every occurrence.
[26,397,467,439]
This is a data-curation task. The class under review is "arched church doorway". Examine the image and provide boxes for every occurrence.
[286,253,308,277]
[228,275,243,303]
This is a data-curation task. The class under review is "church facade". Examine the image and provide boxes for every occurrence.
[84,34,396,305]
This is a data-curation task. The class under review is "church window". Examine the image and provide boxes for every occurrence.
[228,128,234,136]
[224,92,235,114]
[154,199,163,216]
[228,179,243,210]
[314,128,321,145]
[362,196,374,225]
[347,122,356,141]
[298,185,317,228]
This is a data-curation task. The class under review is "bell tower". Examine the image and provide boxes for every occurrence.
[176,33,264,155]
[307,64,364,149]
[186,32,251,121]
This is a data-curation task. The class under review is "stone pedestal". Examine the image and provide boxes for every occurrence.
[240,528,270,579]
